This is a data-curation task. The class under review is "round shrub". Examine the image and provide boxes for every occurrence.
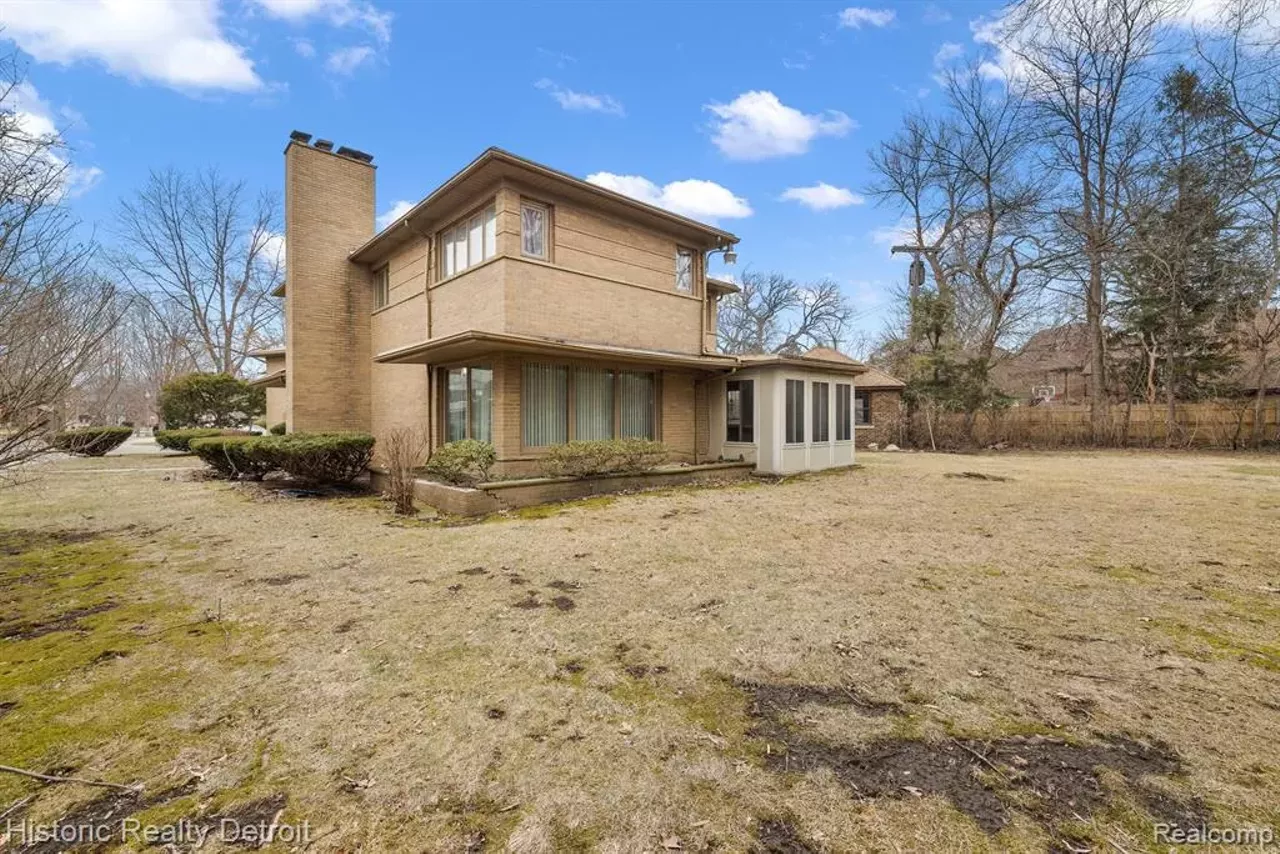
[158,372,264,428]
[188,435,274,480]
[538,438,667,478]
[423,440,496,486]
[50,426,133,457]
[155,428,245,453]
[257,432,375,484]
[269,422,286,435]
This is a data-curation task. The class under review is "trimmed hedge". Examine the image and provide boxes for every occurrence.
[189,435,274,480]
[538,438,668,479]
[188,431,375,485]
[51,426,133,457]
[155,428,246,452]
[424,440,496,486]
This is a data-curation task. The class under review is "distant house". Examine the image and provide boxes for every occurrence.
[249,134,886,476]
[991,324,1092,404]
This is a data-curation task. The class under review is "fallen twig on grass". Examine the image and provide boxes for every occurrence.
[0,763,141,792]
[0,795,32,821]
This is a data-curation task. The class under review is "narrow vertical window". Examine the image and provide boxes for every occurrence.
[812,382,830,443]
[373,266,389,309]
[726,379,754,442]
[440,203,497,277]
[522,363,568,446]
[521,202,547,259]
[468,213,484,267]
[785,379,805,444]
[443,366,493,443]
[573,367,614,441]
[618,371,656,439]
[835,383,852,441]
[676,247,695,293]
[855,390,872,425]
[446,369,468,442]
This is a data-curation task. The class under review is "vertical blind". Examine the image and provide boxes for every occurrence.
[619,371,655,439]
[523,363,568,446]
[574,367,614,440]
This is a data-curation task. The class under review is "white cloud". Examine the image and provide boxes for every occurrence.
[251,0,391,44]
[705,91,854,161]
[838,7,895,28]
[870,218,940,251]
[922,3,952,24]
[325,45,375,75]
[0,0,262,93]
[534,79,624,116]
[780,183,864,211]
[934,42,965,65]
[293,38,316,58]
[8,81,104,199]
[376,199,414,230]
[586,172,752,222]
[255,231,286,269]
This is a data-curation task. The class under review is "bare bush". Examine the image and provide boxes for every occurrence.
[383,427,429,515]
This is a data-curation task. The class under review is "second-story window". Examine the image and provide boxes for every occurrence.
[373,266,389,309]
[442,203,496,278]
[521,202,548,259]
[676,247,695,293]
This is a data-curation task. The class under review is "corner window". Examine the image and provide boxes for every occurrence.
[521,202,548,259]
[443,366,493,443]
[726,379,754,443]
[373,266,389,309]
[676,247,695,293]
[785,379,805,444]
[855,390,872,426]
[812,382,830,443]
[442,203,497,278]
[835,384,852,441]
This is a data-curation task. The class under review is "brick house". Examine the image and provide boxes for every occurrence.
[257,133,876,476]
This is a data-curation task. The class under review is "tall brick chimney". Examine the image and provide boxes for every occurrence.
[283,132,376,433]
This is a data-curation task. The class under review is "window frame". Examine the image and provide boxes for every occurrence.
[675,247,696,294]
[440,365,493,444]
[520,200,550,261]
[812,381,830,443]
[784,379,805,445]
[373,265,389,310]
[835,383,853,442]
[854,390,873,426]
[725,378,755,444]
[439,200,498,280]
[521,361,658,449]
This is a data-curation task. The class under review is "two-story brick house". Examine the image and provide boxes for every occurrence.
[268,132,869,476]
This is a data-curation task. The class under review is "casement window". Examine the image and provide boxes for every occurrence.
[676,247,695,293]
[785,379,805,444]
[442,203,497,278]
[443,366,493,443]
[521,201,549,259]
[373,266,389,309]
[855,390,872,426]
[835,383,852,441]
[812,382,830,443]
[522,363,656,447]
[725,379,754,443]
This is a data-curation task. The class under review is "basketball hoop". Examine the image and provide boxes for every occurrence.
[1032,384,1056,403]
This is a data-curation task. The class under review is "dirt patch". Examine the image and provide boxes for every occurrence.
[0,528,100,556]
[459,567,489,576]
[17,779,199,854]
[197,793,289,846]
[512,594,543,610]
[0,700,16,718]
[0,601,117,640]
[90,649,130,665]
[547,579,583,591]
[752,818,818,853]
[740,680,900,717]
[550,595,576,611]
[253,573,310,586]
[944,471,1012,482]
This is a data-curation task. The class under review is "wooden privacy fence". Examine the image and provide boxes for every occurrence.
[912,398,1280,449]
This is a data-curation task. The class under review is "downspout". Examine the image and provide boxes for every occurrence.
[403,218,435,453]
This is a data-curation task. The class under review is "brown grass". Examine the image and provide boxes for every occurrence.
[1,450,1278,851]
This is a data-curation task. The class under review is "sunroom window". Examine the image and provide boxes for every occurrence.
[442,204,496,278]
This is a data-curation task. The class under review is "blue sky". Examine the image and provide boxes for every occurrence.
[0,0,1008,346]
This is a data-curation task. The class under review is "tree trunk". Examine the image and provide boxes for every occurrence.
[1086,254,1109,443]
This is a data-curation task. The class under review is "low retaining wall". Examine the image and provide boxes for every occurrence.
[372,462,755,517]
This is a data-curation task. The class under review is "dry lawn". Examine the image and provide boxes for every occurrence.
[1,450,1278,852]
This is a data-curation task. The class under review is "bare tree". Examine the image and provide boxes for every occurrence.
[0,53,122,478]
[111,169,283,376]
[998,0,1170,439]
[716,272,857,355]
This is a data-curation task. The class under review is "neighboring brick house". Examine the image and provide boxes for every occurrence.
[248,347,287,428]
[255,133,875,476]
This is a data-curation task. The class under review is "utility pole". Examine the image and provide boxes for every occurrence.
[890,244,929,302]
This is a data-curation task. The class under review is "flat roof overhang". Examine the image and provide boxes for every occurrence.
[248,369,286,388]
[375,330,741,371]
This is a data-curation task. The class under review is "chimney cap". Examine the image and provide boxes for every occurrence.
[336,146,374,164]
[289,130,312,144]
[314,139,334,151]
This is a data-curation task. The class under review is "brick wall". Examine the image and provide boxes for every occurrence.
[854,389,905,448]
[284,141,375,433]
